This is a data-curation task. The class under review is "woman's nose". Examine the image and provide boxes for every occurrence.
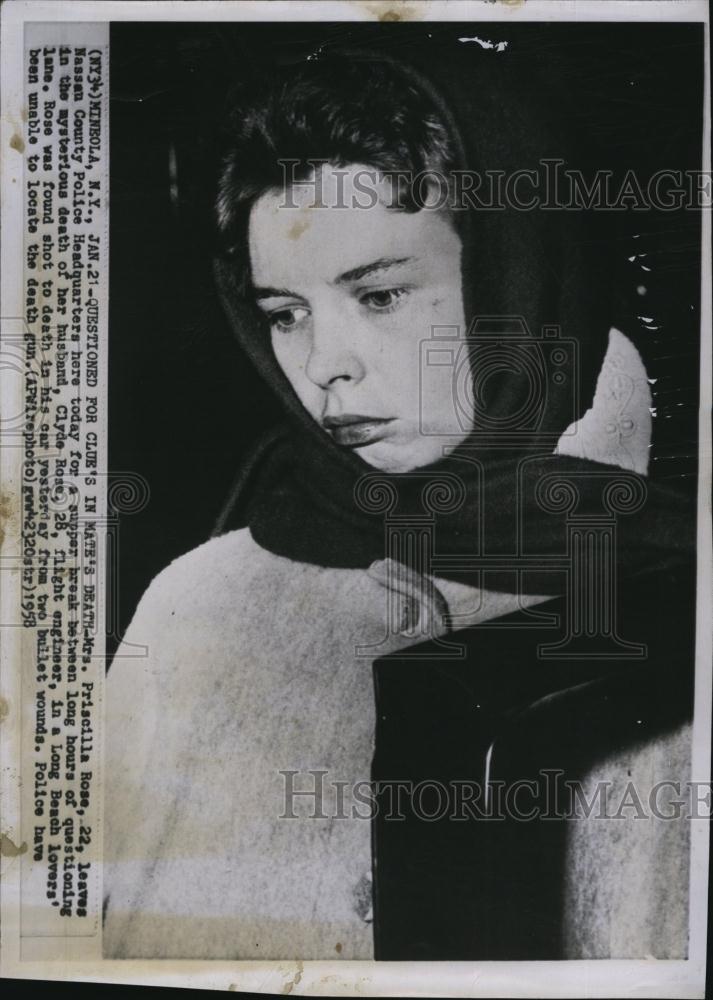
[304,305,366,389]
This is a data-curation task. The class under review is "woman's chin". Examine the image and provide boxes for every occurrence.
[354,434,450,474]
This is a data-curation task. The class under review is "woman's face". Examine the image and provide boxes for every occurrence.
[249,164,473,473]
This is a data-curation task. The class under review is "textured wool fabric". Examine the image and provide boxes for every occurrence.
[561,723,691,959]
[212,47,695,592]
[100,527,537,959]
[102,525,690,960]
[103,529,389,960]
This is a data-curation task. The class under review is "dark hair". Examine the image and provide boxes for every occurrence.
[214,56,460,272]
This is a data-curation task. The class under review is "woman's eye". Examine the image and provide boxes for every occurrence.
[360,288,409,312]
[268,306,310,332]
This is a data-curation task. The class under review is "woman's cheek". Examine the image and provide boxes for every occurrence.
[272,333,324,420]
[272,330,303,367]
[272,334,309,391]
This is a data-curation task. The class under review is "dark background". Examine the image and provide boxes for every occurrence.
[108,20,703,651]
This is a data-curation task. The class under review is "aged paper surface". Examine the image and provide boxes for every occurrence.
[0,1,710,995]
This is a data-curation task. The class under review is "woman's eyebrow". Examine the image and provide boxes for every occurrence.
[252,257,417,300]
[334,256,416,284]
[252,285,300,301]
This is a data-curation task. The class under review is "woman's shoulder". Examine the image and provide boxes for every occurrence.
[122,527,378,649]
[112,528,331,681]
[134,527,316,620]
[152,525,260,584]
[110,527,399,684]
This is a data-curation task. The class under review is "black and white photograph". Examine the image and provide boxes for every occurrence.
[0,1,710,995]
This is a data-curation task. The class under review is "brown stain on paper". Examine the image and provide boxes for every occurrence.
[0,697,9,723]
[354,1,425,21]
[282,960,304,995]
[1,833,28,857]
[0,493,13,549]
[9,133,25,154]
[288,219,311,241]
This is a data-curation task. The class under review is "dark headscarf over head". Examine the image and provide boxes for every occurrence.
[212,46,694,596]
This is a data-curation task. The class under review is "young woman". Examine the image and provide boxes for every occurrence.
[103,49,695,961]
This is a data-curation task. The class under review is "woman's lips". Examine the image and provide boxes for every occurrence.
[323,414,395,448]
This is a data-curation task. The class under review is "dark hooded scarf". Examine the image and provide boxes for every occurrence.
[211,45,695,599]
